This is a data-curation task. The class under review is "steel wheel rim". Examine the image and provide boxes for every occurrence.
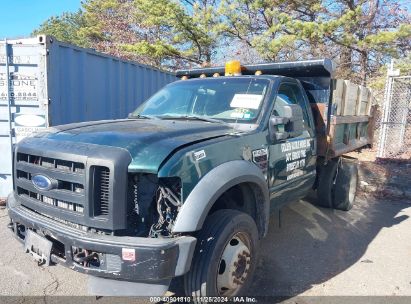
[216,231,252,297]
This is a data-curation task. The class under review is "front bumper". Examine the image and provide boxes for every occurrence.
[7,193,196,284]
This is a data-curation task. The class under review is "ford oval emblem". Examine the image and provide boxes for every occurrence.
[32,175,54,191]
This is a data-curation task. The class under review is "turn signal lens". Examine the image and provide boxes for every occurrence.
[225,60,242,76]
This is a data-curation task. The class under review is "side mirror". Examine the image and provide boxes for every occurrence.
[269,104,305,142]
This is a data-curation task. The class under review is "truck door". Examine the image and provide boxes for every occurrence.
[268,81,316,209]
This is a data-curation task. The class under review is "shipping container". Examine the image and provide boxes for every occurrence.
[0,35,177,198]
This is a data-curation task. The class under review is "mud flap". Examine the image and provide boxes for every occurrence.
[24,230,52,266]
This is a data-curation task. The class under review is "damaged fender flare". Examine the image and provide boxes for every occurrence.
[172,160,269,238]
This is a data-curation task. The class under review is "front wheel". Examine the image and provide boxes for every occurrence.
[184,209,259,301]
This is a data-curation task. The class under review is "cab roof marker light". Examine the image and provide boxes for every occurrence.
[175,59,334,78]
[200,73,207,78]
[255,70,263,75]
[213,73,220,77]
[181,76,189,80]
[225,60,242,76]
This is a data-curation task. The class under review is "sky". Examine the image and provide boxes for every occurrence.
[0,0,409,39]
[0,0,82,38]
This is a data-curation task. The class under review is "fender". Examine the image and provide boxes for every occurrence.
[172,160,270,237]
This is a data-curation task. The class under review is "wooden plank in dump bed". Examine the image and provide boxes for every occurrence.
[326,107,377,157]
[319,77,376,158]
[329,116,370,155]
[331,79,345,115]
[356,86,371,116]
[342,80,359,116]
[331,80,373,117]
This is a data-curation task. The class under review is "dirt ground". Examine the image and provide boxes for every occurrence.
[346,148,411,199]
[1,194,410,301]
[0,153,410,303]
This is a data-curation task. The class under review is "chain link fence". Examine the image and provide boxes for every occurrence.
[377,75,411,159]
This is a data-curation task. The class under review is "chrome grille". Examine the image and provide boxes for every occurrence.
[16,187,84,213]
[13,138,130,231]
[17,153,85,173]
[15,153,86,214]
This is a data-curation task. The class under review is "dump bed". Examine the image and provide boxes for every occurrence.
[177,59,376,159]
[272,59,376,158]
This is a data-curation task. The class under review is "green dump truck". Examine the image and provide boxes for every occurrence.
[6,59,375,300]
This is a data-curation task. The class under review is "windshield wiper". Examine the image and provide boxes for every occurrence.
[158,115,226,124]
[128,114,158,119]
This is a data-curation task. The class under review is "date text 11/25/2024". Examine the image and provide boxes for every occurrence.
[149,297,257,302]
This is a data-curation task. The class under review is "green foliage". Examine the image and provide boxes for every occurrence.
[217,0,411,84]
[124,41,180,61]
[369,54,411,93]
[129,0,222,66]
[32,10,90,47]
[31,0,411,82]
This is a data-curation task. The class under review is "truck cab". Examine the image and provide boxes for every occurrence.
[6,59,372,300]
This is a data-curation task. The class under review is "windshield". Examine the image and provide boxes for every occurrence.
[131,78,270,123]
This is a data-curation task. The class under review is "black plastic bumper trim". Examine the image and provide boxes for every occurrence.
[7,194,196,282]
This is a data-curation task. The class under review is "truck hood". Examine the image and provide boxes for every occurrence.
[40,119,234,172]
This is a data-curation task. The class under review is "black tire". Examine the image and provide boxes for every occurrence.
[184,209,259,301]
[316,157,358,211]
[333,159,358,211]
[316,158,339,208]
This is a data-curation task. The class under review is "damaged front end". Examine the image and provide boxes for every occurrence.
[7,188,196,293]
[127,174,182,238]
[7,143,196,295]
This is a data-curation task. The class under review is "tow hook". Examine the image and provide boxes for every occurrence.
[73,250,99,266]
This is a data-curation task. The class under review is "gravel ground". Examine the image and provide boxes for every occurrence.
[251,196,411,297]
[0,194,410,301]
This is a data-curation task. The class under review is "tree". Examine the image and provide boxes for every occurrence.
[217,0,411,84]
[32,0,410,83]
[123,0,222,67]
[368,53,411,94]
[32,10,90,48]
[34,0,223,68]
[79,0,152,62]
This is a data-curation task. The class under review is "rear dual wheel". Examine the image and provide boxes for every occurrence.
[316,157,358,211]
[184,209,258,301]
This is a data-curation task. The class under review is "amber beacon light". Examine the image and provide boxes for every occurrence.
[225,60,242,76]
